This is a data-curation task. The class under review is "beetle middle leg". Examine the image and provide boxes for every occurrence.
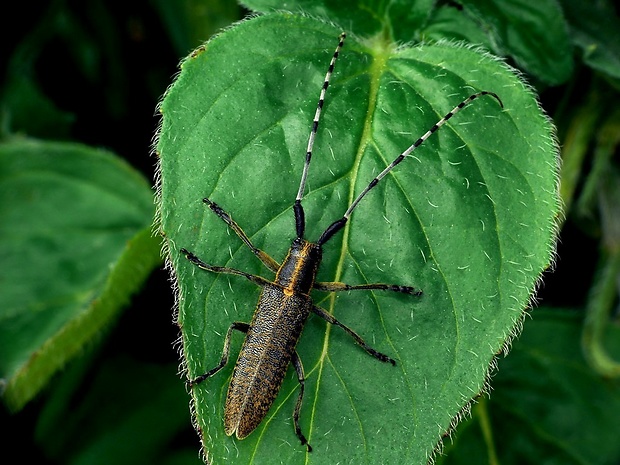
[314,281,422,296]
[181,248,272,288]
[188,321,250,387]
[311,305,396,365]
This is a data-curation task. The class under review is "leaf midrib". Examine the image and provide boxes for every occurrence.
[307,36,394,455]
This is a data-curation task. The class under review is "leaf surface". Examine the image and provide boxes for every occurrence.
[157,13,559,464]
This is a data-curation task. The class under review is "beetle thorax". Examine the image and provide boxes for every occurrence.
[275,238,322,295]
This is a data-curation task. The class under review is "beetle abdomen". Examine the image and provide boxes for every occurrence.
[224,284,312,439]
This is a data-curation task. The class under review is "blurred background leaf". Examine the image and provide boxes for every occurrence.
[438,309,620,465]
[0,139,160,411]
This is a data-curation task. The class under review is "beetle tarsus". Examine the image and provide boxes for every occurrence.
[399,285,423,296]
[302,438,312,453]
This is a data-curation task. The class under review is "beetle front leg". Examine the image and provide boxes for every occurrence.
[291,351,312,453]
[202,198,281,272]
[187,321,250,387]
[311,306,396,365]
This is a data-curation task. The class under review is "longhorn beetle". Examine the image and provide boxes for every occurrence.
[181,32,503,452]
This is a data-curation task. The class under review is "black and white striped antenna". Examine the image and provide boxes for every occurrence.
[294,32,346,240]
[293,33,504,245]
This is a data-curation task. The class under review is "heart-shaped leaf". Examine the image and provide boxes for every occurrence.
[156,13,559,464]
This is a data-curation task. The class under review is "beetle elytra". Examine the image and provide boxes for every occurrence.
[181,32,503,452]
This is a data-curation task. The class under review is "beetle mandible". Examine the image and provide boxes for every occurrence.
[180,32,503,452]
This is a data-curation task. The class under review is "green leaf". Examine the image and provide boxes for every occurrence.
[0,139,160,411]
[241,0,436,42]
[558,0,620,83]
[438,309,620,465]
[156,13,559,464]
[457,0,574,85]
[152,0,242,56]
[421,4,495,50]
[35,356,201,465]
[1,77,75,138]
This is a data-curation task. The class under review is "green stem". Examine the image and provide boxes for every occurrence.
[476,397,500,465]
[580,108,620,378]
[582,250,620,378]
[575,108,620,219]
[558,87,602,215]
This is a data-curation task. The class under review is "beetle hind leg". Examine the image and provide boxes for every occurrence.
[187,321,249,387]
[312,306,396,365]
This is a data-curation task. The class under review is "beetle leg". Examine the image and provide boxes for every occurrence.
[181,248,271,288]
[311,306,396,365]
[291,352,312,453]
[202,198,281,272]
[314,281,421,296]
[187,321,250,387]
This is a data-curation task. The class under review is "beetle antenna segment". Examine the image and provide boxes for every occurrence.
[317,91,503,246]
[294,32,347,240]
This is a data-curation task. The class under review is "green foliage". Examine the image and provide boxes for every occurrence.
[0,140,160,411]
[438,309,620,465]
[1,0,619,464]
[449,0,574,85]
